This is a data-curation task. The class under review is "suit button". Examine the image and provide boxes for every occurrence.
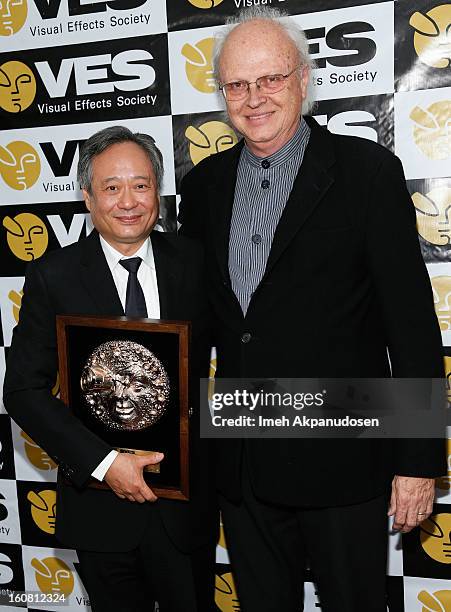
[241,332,251,343]
[261,179,270,189]
[252,234,262,244]
[261,159,270,169]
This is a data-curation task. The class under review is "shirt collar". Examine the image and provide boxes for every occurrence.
[99,234,155,272]
[242,118,310,169]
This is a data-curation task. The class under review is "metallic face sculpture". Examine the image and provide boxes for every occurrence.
[80,340,170,431]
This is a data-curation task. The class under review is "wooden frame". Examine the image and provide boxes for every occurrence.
[56,314,190,500]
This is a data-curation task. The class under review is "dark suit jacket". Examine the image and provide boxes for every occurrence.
[4,230,217,552]
[179,116,446,508]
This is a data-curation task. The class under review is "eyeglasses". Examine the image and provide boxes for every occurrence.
[218,65,302,101]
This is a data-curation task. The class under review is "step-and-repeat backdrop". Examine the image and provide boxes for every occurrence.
[0,1,450,610]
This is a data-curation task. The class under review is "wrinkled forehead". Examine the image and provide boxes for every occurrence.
[219,20,299,77]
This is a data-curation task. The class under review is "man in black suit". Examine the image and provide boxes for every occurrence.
[179,7,445,612]
[4,126,216,612]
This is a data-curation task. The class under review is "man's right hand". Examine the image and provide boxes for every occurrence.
[104,452,164,503]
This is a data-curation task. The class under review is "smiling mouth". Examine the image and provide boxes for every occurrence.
[115,216,142,223]
[115,405,136,421]
[246,112,273,121]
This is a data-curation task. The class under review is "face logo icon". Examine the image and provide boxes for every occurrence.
[0,141,40,190]
[412,187,451,245]
[431,276,451,331]
[0,0,27,36]
[188,0,224,7]
[410,101,451,160]
[436,436,451,490]
[27,489,56,534]
[182,38,215,93]
[3,213,49,261]
[8,288,22,323]
[21,431,57,471]
[215,572,240,611]
[0,61,36,112]
[409,5,451,69]
[420,513,451,564]
[31,557,74,596]
[418,589,451,611]
[185,121,238,165]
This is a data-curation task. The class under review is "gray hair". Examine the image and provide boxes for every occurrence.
[77,126,164,194]
[213,6,315,114]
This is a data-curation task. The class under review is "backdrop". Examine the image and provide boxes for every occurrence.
[0,1,450,610]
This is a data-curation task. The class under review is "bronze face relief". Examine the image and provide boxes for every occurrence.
[80,340,170,431]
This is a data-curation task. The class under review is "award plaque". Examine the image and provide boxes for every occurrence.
[56,315,190,500]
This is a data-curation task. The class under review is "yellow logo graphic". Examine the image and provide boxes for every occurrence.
[185,121,238,166]
[410,5,451,69]
[208,356,217,400]
[21,431,57,471]
[52,371,60,397]
[412,187,451,245]
[431,276,451,331]
[215,572,240,611]
[27,489,57,534]
[8,288,23,323]
[410,101,451,160]
[0,141,40,190]
[0,0,27,36]
[436,436,451,490]
[0,60,36,112]
[182,38,215,93]
[31,557,74,596]
[3,213,49,261]
[418,589,451,611]
[420,513,451,563]
[188,0,224,8]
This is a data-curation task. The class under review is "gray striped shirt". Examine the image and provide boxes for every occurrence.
[228,120,311,314]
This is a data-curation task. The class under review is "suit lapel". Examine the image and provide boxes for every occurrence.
[79,231,124,316]
[263,118,335,280]
[151,231,181,319]
[209,141,244,283]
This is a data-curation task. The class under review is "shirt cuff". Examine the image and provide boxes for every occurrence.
[91,450,119,481]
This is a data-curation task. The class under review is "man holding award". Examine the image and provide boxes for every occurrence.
[4,126,216,612]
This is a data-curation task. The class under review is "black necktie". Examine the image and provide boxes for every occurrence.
[119,257,148,317]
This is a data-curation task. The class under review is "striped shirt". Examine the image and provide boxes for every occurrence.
[228,120,311,314]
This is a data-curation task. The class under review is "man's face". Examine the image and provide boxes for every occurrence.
[83,141,159,255]
[219,20,308,157]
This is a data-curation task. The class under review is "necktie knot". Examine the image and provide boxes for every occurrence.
[119,257,142,275]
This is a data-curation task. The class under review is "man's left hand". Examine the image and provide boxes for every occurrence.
[388,475,435,532]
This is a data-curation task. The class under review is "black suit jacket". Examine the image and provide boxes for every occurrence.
[179,116,446,508]
[4,230,216,552]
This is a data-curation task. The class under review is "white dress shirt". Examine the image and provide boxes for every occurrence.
[91,235,160,481]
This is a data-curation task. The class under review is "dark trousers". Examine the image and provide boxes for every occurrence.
[76,505,215,612]
[220,458,389,612]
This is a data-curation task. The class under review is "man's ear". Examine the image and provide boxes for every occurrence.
[82,188,91,212]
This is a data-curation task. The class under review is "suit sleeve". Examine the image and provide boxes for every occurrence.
[365,153,446,477]
[3,261,112,488]
[178,166,206,241]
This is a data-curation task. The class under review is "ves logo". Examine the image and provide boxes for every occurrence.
[8,288,23,323]
[187,0,223,7]
[27,489,56,534]
[420,513,451,564]
[185,121,238,165]
[412,186,451,245]
[182,38,215,93]
[31,556,74,596]
[215,572,240,611]
[409,5,451,69]
[431,276,451,331]
[410,101,451,160]
[3,213,49,261]
[418,589,451,611]
[21,431,57,471]
[0,0,27,36]
[0,60,36,112]
[0,141,40,190]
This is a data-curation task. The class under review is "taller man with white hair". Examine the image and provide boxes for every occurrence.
[179,7,446,611]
